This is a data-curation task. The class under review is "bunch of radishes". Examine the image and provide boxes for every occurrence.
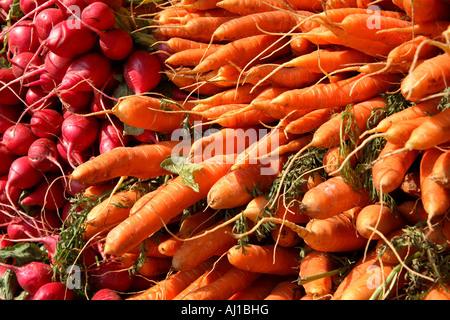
[0,0,164,300]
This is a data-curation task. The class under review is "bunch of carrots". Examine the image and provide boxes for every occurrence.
[3,0,450,300]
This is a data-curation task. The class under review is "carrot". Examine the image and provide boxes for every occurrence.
[157,234,183,257]
[178,209,216,239]
[404,107,450,151]
[289,35,316,56]
[299,250,336,299]
[228,275,280,300]
[259,74,399,120]
[215,0,293,15]
[400,172,422,199]
[126,258,216,300]
[284,106,344,136]
[402,0,450,23]
[424,283,450,300]
[173,258,233,299]
[103,155,237,256]
[69,140,178,186]
[375,229,418,265]
[241,211,368,252]
[264,280,304,300]
[420,148,450,220]
[401,53,450,102]
[162,37,221,53]
[271,224,303,247]
[126,233,174,257]
[81,182,116,203]
[129,188,164,216]
[190,34,291,74]
[355,204,407,240]
[396,200,429,225]
[84,189,143,238]
[288,0,323,10]
[164,68,225,96]
[171,220,237,271]
[182,266,262,300]
[227,244,300,276]
[191,84,267,107]
[371,141,421,194]
[322,145,356,177]
[119,253,172,277]
[430,150,450,188]
[177,0,223,11]
[207,157,284,209]
[165,46,221,67]
[300,175,372,219]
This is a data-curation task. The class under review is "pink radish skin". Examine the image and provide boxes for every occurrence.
[91,288,122,300]
[98,118,130,154]
[1,124,38,156]
[7,210,62,239]
[62,178,86,197]
[89,92,114,118]
[56,138,89,167]
[29,109,64,138]
[0,69,25,105]
[0,103,21,133]
[19,0,48,15]
[7,20,40,56]
[44,51,73,81]
[25,86,60,112]
[0,145,17,176]
[0,261,53,295]
[7,156,43,190]
[0,175,21,206]
[88,261,134,292]
[81,1,116,31]
[61,114,99,160]
[21,173,67,210]
[10,52,44,83]
[133,129,158,144]
[123,50,162,94]
[45,20,98,59]
[34,7,66,40]
[84,0,122,11]
[59,90,93,113]
[99,28,133,61]
[27,138,61,172]
[33,282,75,300]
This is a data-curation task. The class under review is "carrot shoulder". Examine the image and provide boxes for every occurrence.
[103,155,236,256]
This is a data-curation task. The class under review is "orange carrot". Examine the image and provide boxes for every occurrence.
[289,35,316,56]
[404,107,450,151]
[216,0,293,15]
[129,188,164,216]
[284,106,345,135]
[400,172,422,199]
[157,234,183,257]
[227,244,300,276]
[70,140,179,185]
[375,229,418,265]
[401,53,450,102]
[182,266,262,300]
[178,209,216,239]
[371,141,421,194]
[402,0,450,23]
[119,253,172,277]
[383,117,426,146]
[288,0,323,11]
[424,283,450,300]
[264,280,304,300]
[396,200,429,225]
[165,46,221,67]
[420,148,450,220]
[299,250,336,299]
[103,155,237,256]
[126,258,216,300]
[165,68,225,96]
[177,0,223,11]
[355,204,407,240]
[191,84,267,106]
[430,150,450,188]
[173,258,233,299]
[228,275,280,300]
[171,221,238,271]
[271,224,303,247]
[207,157,284,209]
[127,233,174,258]
[162,37,221,53]
[322,145,356,177]
[300,175,372,219]
[260,74,399,120]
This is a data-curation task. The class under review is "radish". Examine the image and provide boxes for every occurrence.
[91,288,122,300]
[132,129,158,144]
[0,235,14,249]
[89,92,114,118]
[29,109,64,138]
[0,69,25,105]
[62,178,86,197]
[0,175,21,206]
[56,138,89,168]
[81,1,116,31]
[0,261,53,295]
[99,28,133,61]
[45,20,98,59]
[0,145,17,176]
[19,0,48,15]
[84,0,122,11]
[61,113,99,155]
[33,282,75,300]
[123,50,162,94]
[1,123,38,156]
[7,210,62,239]
[98,117,130,154]
[27,138,62,173]
[59,90,93,113]
[10,51,44,83]
[21,173,67,210]
[0,103,22,133]
[43,51,73,81]
[25,86,60,112]
[11,235,59,262]
[7,20,40,56]
[6,156,43,191]
[34,7,66,40]
[88,261,134,292]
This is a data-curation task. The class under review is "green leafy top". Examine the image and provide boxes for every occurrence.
[160,155,203,192]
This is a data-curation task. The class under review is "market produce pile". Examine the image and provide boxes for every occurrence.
[0,0,449,300]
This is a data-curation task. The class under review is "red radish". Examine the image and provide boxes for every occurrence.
[88,261,134,292]
[29,109,64,138]
[84,0,122,11]
[25,86,60,112]
[6,156,43,190]
[0,235,13,249]
[91,288,122,300]
[59,90,94,113]
[0,145,17,176]
[10,52,44,83]
[0,69,25,105]
[123,50,162,94]
[34,7,66,40]
[98,117,130,154]
[19,0,48,15]
[61,114,99,162]
[43,51,73,81]
[0,261,53,295]
[45,20,98,59]
[89,92,114,117]
[133,129,157,144]
[60,0,88,16]
[7,20,40,56]
[33,282,75,300]
[0,103,22,133]
[99,28,133,60]
[62,178,86,197]
[27,138,62,173]
[56,138,89,167]
[81,1,116,31]
[0,175,21,206]
[1,124,38,156]
[21,173,67,210]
